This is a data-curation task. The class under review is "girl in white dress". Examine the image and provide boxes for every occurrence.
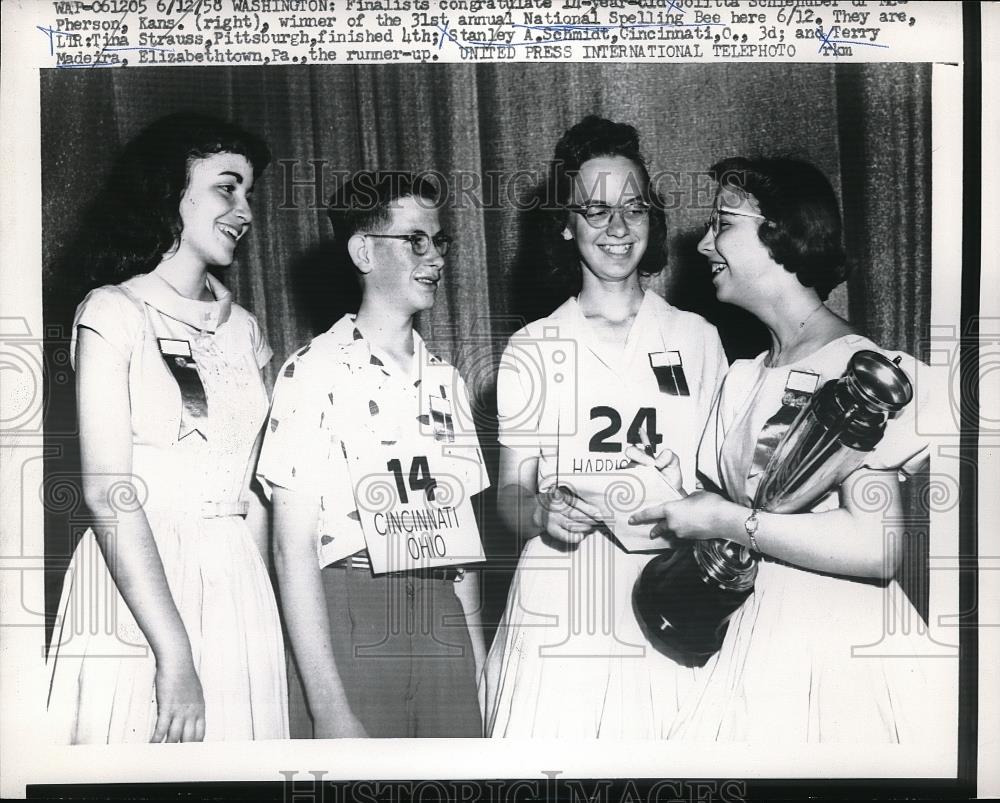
[46,114,288,743]
[631,156,955,743]
[484,116,728,738]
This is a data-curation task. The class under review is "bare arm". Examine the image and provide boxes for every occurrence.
[495,446,541,544]
[271,486,367,738]
[76,327,205,742]
[496,445,601,547]
[631,468,904,580]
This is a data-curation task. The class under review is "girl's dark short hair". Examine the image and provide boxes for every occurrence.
[710,156,848,300]
[543,115,667,295]
[79,112,270,287]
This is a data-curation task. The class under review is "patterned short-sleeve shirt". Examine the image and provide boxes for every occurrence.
[257,314,489,568]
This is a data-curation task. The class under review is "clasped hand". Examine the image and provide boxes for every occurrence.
[532,484,601,545]
[623,444,742,543]
[535,444,703,546]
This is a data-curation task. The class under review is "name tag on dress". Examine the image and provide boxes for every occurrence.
[157,338,207,438]
[158,338,192,358]
[746,368,820,482]
[782,369,820,406]
[649,350,690,396]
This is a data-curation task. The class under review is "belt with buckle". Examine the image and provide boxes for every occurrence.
[200,500,249,518]
[407,566,464,582]
[327,555,464,582]
[328,553,373,571]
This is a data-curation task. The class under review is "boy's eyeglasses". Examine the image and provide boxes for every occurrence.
[364,231,452,256]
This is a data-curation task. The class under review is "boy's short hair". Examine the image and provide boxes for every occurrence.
[327,171,441,275]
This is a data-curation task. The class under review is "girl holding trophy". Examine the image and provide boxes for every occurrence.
[631,157,952,743]
[484,116,728,738]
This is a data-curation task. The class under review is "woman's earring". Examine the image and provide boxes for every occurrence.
[561,228,573,241]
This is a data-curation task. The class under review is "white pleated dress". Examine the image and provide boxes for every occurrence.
[46,273,289,743]
[485,291,729,738]
[669,335,957,743]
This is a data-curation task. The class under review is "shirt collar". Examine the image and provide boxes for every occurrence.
[125,271,233,332]
[327,314,442,380]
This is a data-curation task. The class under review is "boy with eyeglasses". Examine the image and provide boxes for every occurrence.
[257,172,487,738]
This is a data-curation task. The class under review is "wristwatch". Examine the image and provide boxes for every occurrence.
[744,509,761,553]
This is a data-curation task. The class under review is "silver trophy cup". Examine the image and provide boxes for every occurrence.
[633,350,915,664]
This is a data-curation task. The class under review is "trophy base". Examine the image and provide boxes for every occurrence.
[633,543,754,667]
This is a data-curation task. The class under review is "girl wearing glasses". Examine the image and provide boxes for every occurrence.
[46,114,288,743]
[484,116,729,738]
[631,157,950,743]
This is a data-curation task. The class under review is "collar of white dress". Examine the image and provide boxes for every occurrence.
[559,288,664,370]
[125,271,233,333]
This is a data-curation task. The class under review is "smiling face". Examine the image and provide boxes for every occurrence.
[697,185,778,306]
[563,155,650,287]
[173,152,254,269]
[358,195,446,317]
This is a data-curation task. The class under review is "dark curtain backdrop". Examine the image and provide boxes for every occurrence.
[41,63,933,631]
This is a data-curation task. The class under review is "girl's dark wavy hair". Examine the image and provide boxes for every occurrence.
[543,115,667,296]
[77,112,270,288]
[710,156,848,301]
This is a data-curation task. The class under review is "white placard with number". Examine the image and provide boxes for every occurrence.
[345,442,486,575]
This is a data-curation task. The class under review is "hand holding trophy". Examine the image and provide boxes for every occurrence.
[632,350,915,665]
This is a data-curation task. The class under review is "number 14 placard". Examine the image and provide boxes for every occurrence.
[346,444,486,576]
